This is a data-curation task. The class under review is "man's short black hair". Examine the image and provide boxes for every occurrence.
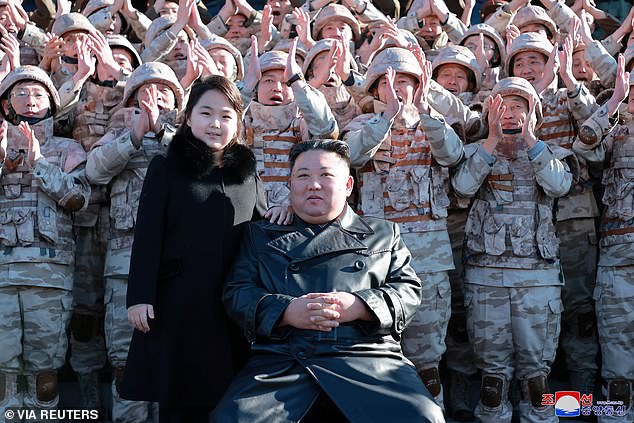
[289,139,351,172]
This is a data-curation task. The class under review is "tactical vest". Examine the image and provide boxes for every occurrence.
[598,125,634,248]
[464,145,560,270]
[318,85,360,132]
[357,110,450,234]
[540,89,598,221]
[244,101,302,207]
[107,135,169,257]
[73,81,124,151]
[0,119,81,266]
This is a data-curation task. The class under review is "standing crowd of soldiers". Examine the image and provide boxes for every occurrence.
[0,0,632,420]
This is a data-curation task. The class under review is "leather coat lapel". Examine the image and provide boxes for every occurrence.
[267,206,373,261]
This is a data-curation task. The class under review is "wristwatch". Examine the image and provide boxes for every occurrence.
[286,73,304,86]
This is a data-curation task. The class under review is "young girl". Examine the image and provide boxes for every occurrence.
[121,76,266,422]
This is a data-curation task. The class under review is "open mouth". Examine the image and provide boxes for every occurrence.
[269,93,284,104]
[271,10,280,16]
[446,87,458,94]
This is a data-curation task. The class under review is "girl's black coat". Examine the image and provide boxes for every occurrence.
[121,132,266,407]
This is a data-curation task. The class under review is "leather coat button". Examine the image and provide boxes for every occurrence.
[297,351,307,360]
[289,263,300,272]
[396,320,405,332]
[354,260,365,270]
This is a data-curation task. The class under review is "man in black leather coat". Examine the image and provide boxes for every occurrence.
[211,139,445,423]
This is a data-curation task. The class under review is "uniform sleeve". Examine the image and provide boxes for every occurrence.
[292,81,339,139]
[124,8,152,41]
[529,141,573,198]
[140,30,178,63]
[484,5,514,34]
[428,81,486,141]
[206,15,228,37]
[451,143,494,197]
[343,113,392,168]
[353,222,422,335]
[600,35,621,57]
[223,224,295,342]
[547,1,577,31]
[567,84,599,125]
[442,13,467,43]
[585,40,617,89]
[34,148,90,212]
[86,129,138,185]
[20,23,47,56]
[126,155,168,308]
[87,8,116,33]
[573,103,617,165]
[420,114,464,167]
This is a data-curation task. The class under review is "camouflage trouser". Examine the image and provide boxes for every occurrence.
[445,209,477,376]
[558,218,599,388]
[0,266,73,412]
[104,277,158,423]
[70,222,107,375]
[464,277,562,423]
[595,266,634,422]
[401,271,451,407]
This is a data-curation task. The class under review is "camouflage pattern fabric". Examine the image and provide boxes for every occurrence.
[594,266,634,423]
[104,277,158,422]
[464,280,562,423]
[558,217,599,391]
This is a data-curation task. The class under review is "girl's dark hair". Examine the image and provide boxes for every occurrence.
[176,75,244,149]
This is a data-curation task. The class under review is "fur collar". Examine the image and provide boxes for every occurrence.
[169,128,257,182]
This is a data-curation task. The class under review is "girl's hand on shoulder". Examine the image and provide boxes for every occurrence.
[265,204,294,225]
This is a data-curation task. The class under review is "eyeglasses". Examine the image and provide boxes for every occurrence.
[464,43,497,52]
[11,90,48,100]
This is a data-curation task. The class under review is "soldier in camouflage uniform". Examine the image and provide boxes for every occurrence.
[0,66,90,416]
[452,77,575,423]
[342,46,463,409]
[57,33,139,413]
[0,0,47,66]
[430,44,482,421]
[86,62,184,423]
[507,31,601,396]
[241,42,338,218]
[302,38,361,132]
[573,55,634,422]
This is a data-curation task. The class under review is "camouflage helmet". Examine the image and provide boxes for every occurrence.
[432,46,482,93]
[511,5,557,40]
[491,77,543,127]
[121,62,184,110]
[52,12,96,38]
[259,51,288,74]
[274,38,308,62]
[365,47,422,94]
[205,35,245,81]
[459,23,507,68]
[144,17,195,49]
[313,4,361,41]
[82,0,114,17]
[301,38,358,75]
[505,32,553,76]
[0,66,61,115]
[107,34,142,69]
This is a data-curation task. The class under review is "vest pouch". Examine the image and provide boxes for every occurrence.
[360,172,385,218]
[13,208,34,245]
[430,166,450,219]
[386,168,411,211]
[488,181,514,206]
[610,169,634,219]
[409,167,428,207]
[536,203,559,260]
[3,184,22,199]
[465,199,487,253]
[510,215,536,257]
[483,214,506,256]
[0,209,17,246]
[601,169,616,209]
[266,184,291,208]
[37,191,59,244]
[110,178,134,231]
